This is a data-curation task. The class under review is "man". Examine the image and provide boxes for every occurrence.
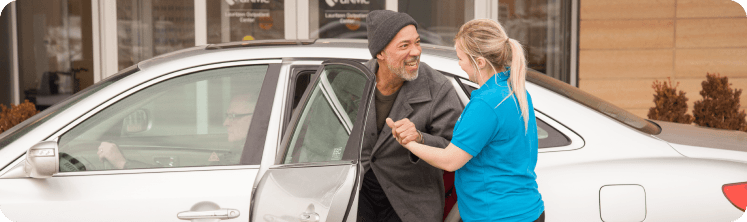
[223,94,256,143]
[97,94,255,169]
[358,10,463,222]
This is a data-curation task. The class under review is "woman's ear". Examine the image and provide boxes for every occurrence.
[476,57,487,69]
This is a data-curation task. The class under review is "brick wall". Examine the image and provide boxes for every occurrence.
[578,0,747,118]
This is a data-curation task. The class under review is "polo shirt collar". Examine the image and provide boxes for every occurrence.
[483,67,511,88]
[495,67,511,82]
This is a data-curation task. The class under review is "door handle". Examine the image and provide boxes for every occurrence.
[299,212,320,222]
[299,204,320,222]
[177,209,240,220]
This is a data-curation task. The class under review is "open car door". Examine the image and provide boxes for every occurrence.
[251,60,375,222]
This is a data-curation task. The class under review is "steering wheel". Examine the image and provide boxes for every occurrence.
[59,152,91,172]
[58,141,114,171]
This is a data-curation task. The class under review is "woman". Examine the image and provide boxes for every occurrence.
[387,19,545,222]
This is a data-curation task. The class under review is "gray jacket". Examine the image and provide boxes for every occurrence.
[362,59,463,222]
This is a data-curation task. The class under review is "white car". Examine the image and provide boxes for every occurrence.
[0,39,745,222]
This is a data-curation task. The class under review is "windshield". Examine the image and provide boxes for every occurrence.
[0,65,140,150]
[526,70,661,135]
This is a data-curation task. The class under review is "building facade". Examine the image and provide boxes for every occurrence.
[0,0,578,110]
[2,0,745,118]
[579,0,747,119]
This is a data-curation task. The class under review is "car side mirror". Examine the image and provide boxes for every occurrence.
[24,141,59,179]
[122,109,150,134]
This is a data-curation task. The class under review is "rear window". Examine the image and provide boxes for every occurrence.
[526,71,661,135]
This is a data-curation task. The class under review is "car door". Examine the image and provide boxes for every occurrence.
[0,61,281,222]
[251,60,375,222]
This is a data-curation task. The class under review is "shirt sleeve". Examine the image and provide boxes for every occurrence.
[450,100,500,157]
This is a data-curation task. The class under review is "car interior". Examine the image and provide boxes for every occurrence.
[57,65,268,171]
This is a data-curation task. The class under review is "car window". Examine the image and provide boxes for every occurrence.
[537,119,571,148]
[57,65,268,172]
[282,66,318,135]
[283,64,367,164]
[454,76,475,98]
[292,70,316,111]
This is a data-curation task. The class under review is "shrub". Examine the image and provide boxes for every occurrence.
[648,78,694,124]
[692,73,747,132]
[0,100,40,134]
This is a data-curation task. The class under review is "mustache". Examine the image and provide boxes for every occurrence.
[404,56,419,63]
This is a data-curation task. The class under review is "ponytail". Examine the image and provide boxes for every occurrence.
[455,19,531,134]
[506,38,529,134]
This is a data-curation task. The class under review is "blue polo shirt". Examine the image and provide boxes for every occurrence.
[451,69,544,222]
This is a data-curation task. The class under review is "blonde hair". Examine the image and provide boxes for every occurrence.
[455,19,530,133]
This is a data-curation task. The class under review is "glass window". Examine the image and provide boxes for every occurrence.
[455,76,476,98]
[499,0,574,83]
[58,65,268,172]
[309,0,385,39]
[15,0,93,110]
[206,0,284,43]
[117,0,195,70]
[537,118,571,148]
[398,0,474,46]
[309,0,474,47]
[284,64,367,164]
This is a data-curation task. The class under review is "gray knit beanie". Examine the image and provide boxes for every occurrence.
[366,10,418,57]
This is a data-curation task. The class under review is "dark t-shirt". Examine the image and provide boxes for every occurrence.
[375,88,400,133]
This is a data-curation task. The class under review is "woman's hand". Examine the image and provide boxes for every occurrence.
[386,118,472,172]
[98,142,127,169]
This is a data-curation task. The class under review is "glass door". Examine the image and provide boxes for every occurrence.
[116,0,195,70]
[15,0,94,110]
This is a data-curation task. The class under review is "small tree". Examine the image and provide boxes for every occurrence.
[648,78,694,124]
[692,73,747,131]
[0,100,41,134]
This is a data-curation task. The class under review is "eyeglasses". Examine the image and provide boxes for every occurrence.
[225,112,253,121]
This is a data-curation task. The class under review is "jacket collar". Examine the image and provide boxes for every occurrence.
[365,59,433,154]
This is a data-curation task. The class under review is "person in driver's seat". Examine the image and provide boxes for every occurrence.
[97,94,255,169]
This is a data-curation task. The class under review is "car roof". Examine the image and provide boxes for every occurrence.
[137,39,460,72]
[105,39,665,137]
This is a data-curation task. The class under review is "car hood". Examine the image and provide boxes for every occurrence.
[651,120,747,163]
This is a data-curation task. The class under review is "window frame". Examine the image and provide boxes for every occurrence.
[534,110,585,153]
[277,60,374,166]
[282,77,351,164]
[282,64,320,136]
[280,58,368,138]
[47,59,282,176]
[536,117,572,148]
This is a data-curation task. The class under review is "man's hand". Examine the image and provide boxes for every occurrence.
[98,142,127,169]
[386,117,422,146]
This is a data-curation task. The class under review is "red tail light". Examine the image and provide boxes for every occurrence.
[723,182,747,211]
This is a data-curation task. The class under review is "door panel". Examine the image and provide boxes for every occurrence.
[252,60,375,222]
[0,168,258,222]
[253,164,356,222]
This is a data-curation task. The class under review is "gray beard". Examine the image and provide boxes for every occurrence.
[387,62,419,81]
